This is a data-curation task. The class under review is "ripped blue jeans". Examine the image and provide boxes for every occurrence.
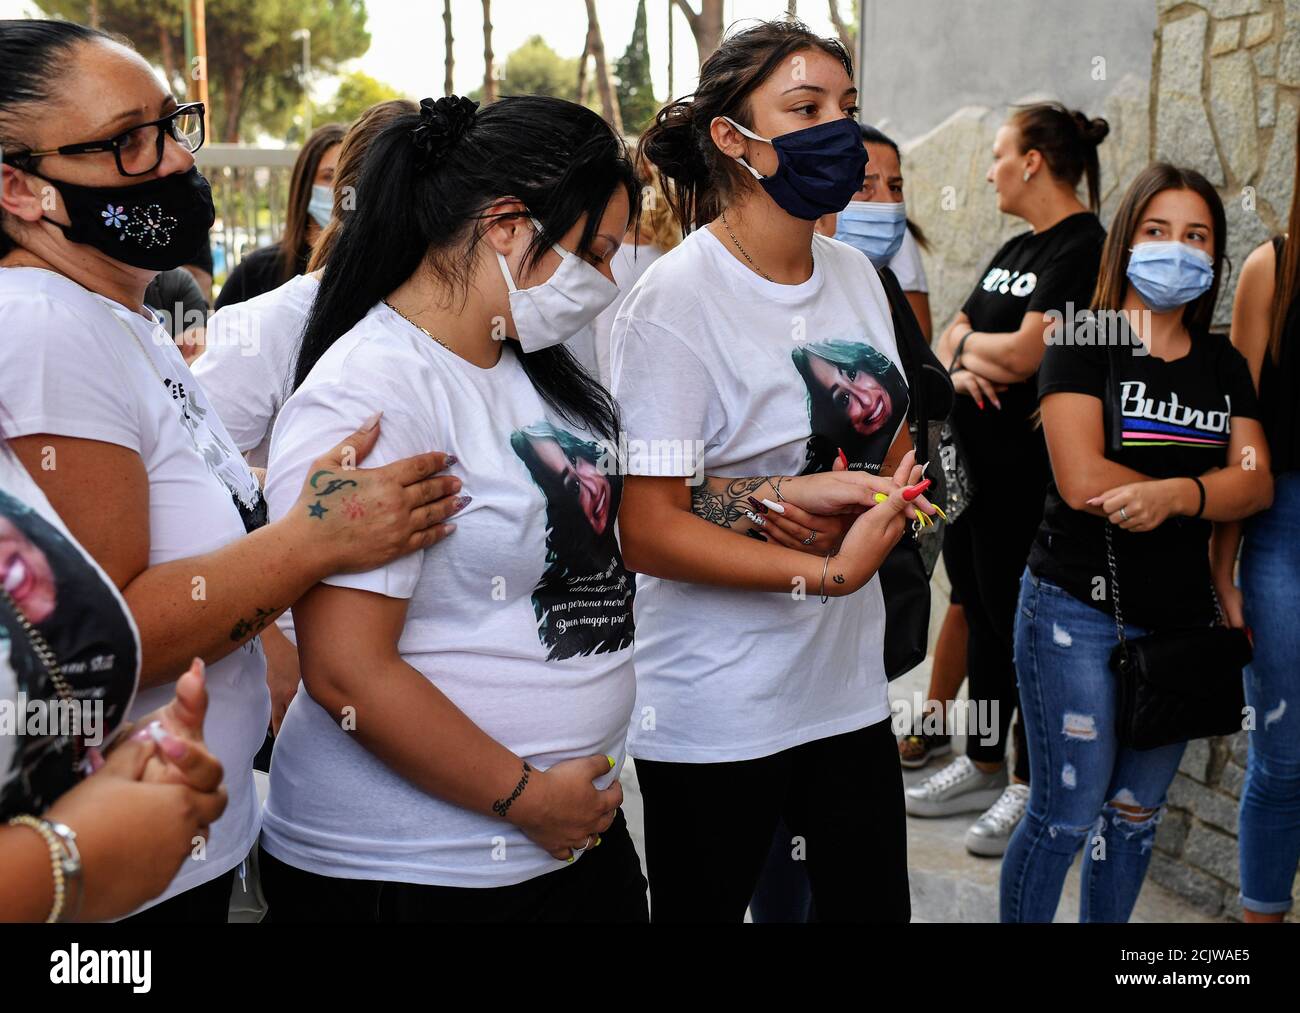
[1001,569,1186,923]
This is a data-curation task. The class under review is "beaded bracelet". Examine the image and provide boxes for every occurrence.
[8,815,79,922]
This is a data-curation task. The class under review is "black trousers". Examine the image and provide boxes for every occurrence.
[119,866,236,924]
[942,496,1033,781]
[257,808,648,923]
[635,718,910,923]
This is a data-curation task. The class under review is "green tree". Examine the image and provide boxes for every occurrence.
[485,34,578,102]
[36,0,371,142]
[615,0,657,135]
[315,71,405,126]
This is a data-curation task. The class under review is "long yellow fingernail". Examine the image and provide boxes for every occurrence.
[593,835,603,848]
[873,492,889,504]
[567,854,575,863]
[933,505,948,521]
[606,755,616,769]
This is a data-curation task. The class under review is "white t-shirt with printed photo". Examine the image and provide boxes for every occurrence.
[262,304,637,887]
[610,227,910,763]
[0,267,269,910]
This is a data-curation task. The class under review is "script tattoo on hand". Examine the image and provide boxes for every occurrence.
[306,469,359,520]
[492,761,533,818]
[691,476,773,528]
[230,605,279,643]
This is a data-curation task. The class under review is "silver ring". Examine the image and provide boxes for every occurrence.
[573,835,594,854]
[802,532,817,545]
[1119,507,1129,522]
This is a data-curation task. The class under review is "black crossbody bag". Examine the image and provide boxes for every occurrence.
[877,267,954,680]
[1100,343,1251,750]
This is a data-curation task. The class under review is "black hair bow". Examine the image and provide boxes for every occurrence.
[411,96,480,169]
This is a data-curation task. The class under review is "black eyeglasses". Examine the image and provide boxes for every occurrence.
[9,102,206,178]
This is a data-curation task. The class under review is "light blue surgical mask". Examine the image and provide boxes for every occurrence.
[1125,240,1214,313]
[307,184,334,229]
[834,200,908,267]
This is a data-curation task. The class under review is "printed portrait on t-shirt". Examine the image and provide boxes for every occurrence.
[792,339,910,474]
[0,488,136,820]
[510,422,635,661]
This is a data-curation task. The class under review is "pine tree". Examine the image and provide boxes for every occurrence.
[615,0,658,135]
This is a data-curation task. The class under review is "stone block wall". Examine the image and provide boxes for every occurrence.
[1153,0,1299,326]
[1152,732,1300,920]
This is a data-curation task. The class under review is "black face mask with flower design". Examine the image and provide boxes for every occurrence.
[36,167,215,271]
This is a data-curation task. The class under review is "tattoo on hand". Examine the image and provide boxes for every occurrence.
[230,606,279,642]
[306,469,359,520]
[692,477,773,528]
[492,761,532,818]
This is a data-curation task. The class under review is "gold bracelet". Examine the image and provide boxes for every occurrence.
[8,815,67,922]
[820,551,833,603]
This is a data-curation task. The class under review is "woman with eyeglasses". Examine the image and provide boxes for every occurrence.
[0,19,461,921]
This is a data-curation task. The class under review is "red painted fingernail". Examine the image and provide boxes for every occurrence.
[902,479,933,502]
[837,447,849,469]
[746,496,768,514]
[977,401,985,411]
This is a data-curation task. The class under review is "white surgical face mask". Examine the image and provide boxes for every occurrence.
[497,217,619,353]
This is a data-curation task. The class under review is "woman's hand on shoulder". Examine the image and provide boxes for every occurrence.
[283,414,467,576]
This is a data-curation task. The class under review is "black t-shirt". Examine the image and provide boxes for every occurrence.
[953,212,1106,495]
[213,244,308,311]
[1030,325,1261,631]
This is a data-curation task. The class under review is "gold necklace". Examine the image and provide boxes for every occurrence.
[719,209,816,284]
[719,210,773,281]
[384,300,454,351]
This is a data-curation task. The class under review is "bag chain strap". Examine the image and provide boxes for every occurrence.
[0,584,82,765]
[1104,522,1127,649]
[1105,520,1225,648]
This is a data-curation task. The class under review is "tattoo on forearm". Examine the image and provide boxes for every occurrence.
[492,761,533,818]
[230,606,280,642]
[306,469,359,520]
[692,476,773,528]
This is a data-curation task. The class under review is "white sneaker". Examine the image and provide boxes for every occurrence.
[964,783,1031,857]
[904,755,1009,817]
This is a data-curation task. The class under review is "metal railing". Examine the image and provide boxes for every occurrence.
[195,144,299,282]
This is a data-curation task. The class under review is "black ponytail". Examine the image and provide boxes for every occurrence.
[0,20,110,257]
[293,94,635,442]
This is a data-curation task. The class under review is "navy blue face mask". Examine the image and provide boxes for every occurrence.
[722,115,868,221]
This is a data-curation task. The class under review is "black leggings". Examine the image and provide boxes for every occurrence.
[258,808,648,923]
[635,718,909,923]
[942,497,1033,781]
